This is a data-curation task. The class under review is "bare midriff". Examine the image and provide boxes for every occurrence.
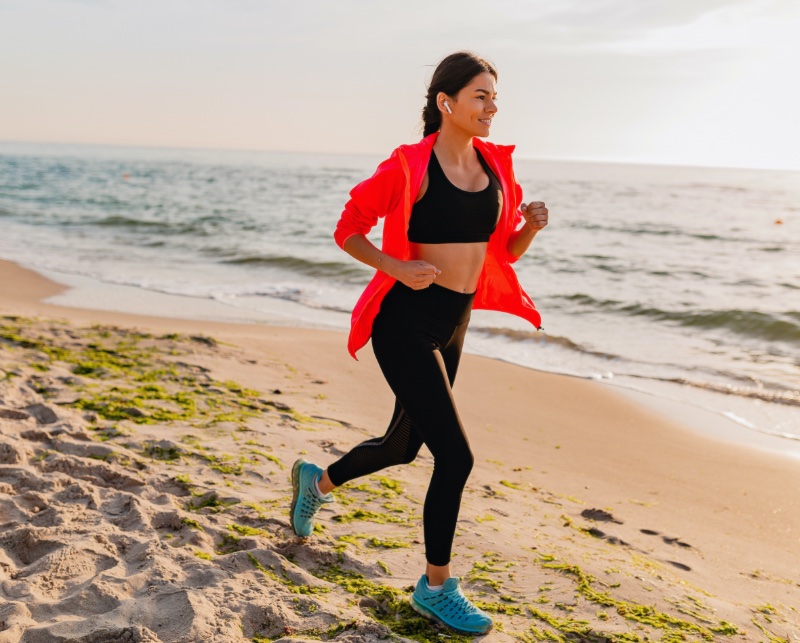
[409,241,487,294]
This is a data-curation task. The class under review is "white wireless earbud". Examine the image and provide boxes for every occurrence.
[444,101,452,114]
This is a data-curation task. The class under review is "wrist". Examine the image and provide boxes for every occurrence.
[377,253,394,275]
[523,221,539,235]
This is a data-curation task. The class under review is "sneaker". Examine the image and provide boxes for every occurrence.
[290,458,334,537]
[410,574,493,635]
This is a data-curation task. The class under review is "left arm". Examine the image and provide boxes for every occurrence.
[507,201,549,260]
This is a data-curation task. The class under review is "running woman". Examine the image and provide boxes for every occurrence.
[290,50,548,635]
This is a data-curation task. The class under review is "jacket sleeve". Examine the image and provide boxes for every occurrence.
[503,164,526,265]
[333,149,405,251]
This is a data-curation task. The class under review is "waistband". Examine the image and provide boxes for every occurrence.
[385,281,474,325]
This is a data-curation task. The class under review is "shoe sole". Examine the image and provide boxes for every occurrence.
[410,596,493,635]
[289,459,305,537]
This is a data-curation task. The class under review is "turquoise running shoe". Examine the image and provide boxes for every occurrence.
[410,574,493,635]
[290,458,334,537]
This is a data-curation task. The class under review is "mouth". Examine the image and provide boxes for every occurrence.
[478,118,492,127]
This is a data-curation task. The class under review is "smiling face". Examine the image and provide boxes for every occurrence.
[439,71,498,138]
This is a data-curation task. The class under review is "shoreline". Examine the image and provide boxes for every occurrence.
[4,258,798,462]
[2,257,800,639]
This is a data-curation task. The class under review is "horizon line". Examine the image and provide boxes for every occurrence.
[1,137,798,174]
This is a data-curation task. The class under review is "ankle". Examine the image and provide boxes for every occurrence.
[317,470,335,495]
[425,567,450,586]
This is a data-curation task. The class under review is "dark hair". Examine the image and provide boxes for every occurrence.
[421,51,498,137]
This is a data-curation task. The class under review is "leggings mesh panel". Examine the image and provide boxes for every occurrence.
[327,399,422,487]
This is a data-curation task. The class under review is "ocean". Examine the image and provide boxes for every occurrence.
[1,140,798,446]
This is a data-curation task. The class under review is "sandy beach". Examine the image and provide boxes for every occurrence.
[1,258,799,642]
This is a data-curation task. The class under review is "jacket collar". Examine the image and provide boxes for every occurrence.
[400,131,515,162]
[398,131,515,196]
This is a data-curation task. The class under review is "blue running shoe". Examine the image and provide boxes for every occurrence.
[410,574,493,635]
[290,458,334,537]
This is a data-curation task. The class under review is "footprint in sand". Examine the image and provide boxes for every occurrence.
[669,561,692,571]
[639,528,693,549]
[580,508,623,524]
[638,529,694,571]
[584,526,629,546]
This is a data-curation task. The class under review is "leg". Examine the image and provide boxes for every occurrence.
[325,398,424,489]
[422,318,468,581]
[321,317,466,496]
[319,320,466,496]
[370,318,474,568]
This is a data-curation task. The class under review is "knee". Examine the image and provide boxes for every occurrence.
[399,445,422,466]
[462,448,475,477]
[435,446,474,481]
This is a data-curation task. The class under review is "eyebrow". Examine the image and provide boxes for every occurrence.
[474,88,498,97]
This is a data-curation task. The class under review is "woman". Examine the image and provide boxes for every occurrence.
[290,51,548,635]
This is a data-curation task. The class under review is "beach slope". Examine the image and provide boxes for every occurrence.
[1,259,799,642]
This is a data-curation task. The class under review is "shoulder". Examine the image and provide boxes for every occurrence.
[474,138,516,160]
[364,136,433,184]
[392,136,433,165]
[350,144,409,197]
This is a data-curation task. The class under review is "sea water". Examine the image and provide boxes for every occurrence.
[1,140,797,445]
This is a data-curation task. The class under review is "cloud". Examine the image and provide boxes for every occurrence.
[479,0,800,57]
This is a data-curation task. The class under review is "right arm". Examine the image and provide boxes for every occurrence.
[334,150,438,290]
[342,234,440,290]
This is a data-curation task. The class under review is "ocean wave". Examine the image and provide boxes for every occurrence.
[212,287,351,314]
[627,307,800,344]
[90,214,231,237]
[213,285,303,302]
[220,254,370,281]
[474,325,800,409]
[626,374,800,408]
[568,222,736,243]
[559,294,800,344]
[472,326,619,360]
[94,215,172,229]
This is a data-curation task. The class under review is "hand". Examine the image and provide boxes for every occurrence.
[520,201,548,232]
[386,258,441,290]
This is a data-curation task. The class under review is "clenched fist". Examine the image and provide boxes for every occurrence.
[520,201,548,232]
[385,257,441,290]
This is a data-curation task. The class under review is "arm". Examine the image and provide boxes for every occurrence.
[507,201,549,260]
[343,234,440,290]
[333,151,403,251]
[334,149,440,289]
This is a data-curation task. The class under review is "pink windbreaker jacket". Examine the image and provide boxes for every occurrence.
[334,131,542,359]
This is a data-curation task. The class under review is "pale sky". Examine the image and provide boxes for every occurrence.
[1,0,799,170]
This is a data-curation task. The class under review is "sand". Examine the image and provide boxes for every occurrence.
[1,258,799,643]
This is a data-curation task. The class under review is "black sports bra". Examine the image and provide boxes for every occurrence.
[407,147,502,244]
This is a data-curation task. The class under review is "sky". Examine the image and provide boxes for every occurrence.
[1,0,799,170]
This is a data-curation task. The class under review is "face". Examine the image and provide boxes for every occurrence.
[439,71,498,137]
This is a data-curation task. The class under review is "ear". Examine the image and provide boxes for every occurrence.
[436,91,452,113]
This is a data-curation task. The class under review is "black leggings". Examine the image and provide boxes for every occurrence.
[327,281,475,566]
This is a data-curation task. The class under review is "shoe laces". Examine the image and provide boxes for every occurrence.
[427,584,478,618]
[449,587,478,616]
[299,484,328,518]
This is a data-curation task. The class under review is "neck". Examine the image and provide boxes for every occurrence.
[433,126,479,166]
